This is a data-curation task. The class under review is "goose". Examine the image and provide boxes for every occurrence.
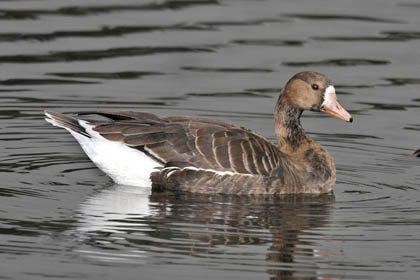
[44,71,352,194]
[414,149,420,157]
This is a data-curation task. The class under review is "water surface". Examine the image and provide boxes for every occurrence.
[1,0,420,279]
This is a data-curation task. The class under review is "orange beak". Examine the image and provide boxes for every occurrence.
[321,86,353,122]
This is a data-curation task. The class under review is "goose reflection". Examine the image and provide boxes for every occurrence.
[77,184,152,233]
[150,193,337,279]
[76,186,337,279]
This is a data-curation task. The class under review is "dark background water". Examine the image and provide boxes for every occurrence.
[1,0,420,279]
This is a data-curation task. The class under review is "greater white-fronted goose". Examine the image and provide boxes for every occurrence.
[44,71,352,195]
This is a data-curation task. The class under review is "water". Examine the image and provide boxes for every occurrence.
[1,0,420,279]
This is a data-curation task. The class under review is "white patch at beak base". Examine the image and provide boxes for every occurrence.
[321,85,336,108]
[320,85,353,122]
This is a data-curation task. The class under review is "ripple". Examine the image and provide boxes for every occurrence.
[343,190,372,194]
[283,58,390,67]
[384,31,420,40]
[0,96,172,107]
[185,91,271,98]
[0,110,27,119]
[198,17,288,27]
[181,66,273,73]
[403,124,420,131]
[245,87,282,94]
[312,35,399,42]
[0,89,30,92]
[0,187,43,198]
[357,102,419,110]
[335,90,354,95]
[231,39,304,46]
[2,218,76,235]
[399,3,420,8]
[0,46,215,64]
[283,13,403,23]
[0,0,220,20]
[0,226,40,237]
[383,78,420,86]
[0,24,215,43]
[311,132,382,140]
[335,84,375,89]
[313,31,420,42]
[377,183,417,191]
[1,153,87,173]
[47,71,164,80]
[0,78,97,86]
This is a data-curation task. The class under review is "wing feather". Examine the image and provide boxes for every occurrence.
[228,139,248,174]
[240,141,258,174]
[86,111,283,176]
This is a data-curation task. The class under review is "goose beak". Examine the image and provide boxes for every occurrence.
[321,85,353,122]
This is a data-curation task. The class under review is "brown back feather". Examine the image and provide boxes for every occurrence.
[87,112,284,175]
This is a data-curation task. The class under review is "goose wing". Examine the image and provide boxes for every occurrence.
[88,111,284,176]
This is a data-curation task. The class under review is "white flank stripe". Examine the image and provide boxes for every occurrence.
[166,168,180,178]
[163,166,253,177]
[144,146,166,163]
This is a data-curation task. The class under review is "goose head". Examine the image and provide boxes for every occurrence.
[280,71,353,122]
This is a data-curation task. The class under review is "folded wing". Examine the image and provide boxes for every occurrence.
[88,111,284,176]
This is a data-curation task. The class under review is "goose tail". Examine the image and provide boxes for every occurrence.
[44,110,90,137]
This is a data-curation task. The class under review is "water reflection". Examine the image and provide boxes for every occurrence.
[76,185,336,279]
[77,185,152,233]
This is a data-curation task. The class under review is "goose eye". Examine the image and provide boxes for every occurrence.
[312,84,319,90]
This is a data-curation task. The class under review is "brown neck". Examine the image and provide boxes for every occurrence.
[274,96,309,154]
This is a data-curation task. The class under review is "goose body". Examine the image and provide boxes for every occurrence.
[44,71,352,194]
